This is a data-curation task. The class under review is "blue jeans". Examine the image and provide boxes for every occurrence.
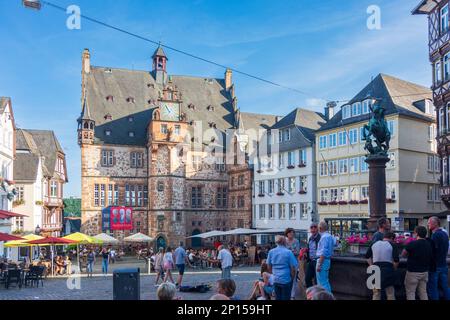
[316,258,332,293]
[221,267,231,279]
[102,259,108,275]
[274,282,293,300]
[427,267,449,300]
[87,261,94,274]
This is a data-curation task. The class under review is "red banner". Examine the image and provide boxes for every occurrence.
[110,207,133,230]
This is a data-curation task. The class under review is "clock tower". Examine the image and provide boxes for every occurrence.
[152,45,168,86]
[147,80,189,247]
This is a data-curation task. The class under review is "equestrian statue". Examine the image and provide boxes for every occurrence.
[361,98,391,156]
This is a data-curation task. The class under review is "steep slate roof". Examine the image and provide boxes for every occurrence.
[239,112,280,131]
[83,66,235,146]
[317,74,433,132]
[272,108,326,131]
[15,129,65,178]
[152,46,168,59]
[13,153,40,182]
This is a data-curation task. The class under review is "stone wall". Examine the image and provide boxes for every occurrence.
[329,256,450,300]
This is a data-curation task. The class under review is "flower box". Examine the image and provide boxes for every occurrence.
[338,201,348,205]
[266,168,274,172]
[359,199,368,204]
[287,165,295,169]
[298,163,307,168]
[318,201,328,206]
[258,194,265,198]
[299,190,307,195]
[256,170,262,173]
[276,192,285,196]
[386,198,396,203]
[349,200,359,205]
[328,201,338,206]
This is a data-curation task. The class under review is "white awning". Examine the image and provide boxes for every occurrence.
[186,230,226,239]
[123,232,153,242]
[93,233,119,244]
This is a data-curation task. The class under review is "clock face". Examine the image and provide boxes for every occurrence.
[160,102,180,121]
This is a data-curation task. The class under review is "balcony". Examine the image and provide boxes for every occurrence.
[42,223,62,232]
[44,197,63,207]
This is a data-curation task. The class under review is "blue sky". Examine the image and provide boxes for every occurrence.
[0,0,430,197]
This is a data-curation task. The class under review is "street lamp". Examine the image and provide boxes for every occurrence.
[34,225,41,235]
[22,0,41,10]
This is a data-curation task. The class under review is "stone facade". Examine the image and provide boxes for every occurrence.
[78,47,256,248]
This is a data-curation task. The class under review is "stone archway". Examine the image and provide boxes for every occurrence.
[155,235,167,250]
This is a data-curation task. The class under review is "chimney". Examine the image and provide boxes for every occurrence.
[225,68,233,91]
[325,101,337,120]
[82,48,90,74]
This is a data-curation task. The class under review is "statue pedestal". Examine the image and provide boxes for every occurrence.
[365,155,390,231]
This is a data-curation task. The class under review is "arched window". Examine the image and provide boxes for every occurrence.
[84,122,89,129]
[89,123,94,130]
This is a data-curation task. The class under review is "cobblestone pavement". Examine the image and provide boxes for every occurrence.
[0,259,260,300]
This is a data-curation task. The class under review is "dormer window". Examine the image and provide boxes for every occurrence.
[105,130,112,136]
[126,97,135,104]
[128,116,134,122]
[106,95,114,102]
[188,103,195,110]
[342,105,351,119]
[189,121,195,126]
[128,131,135,137]
[209,122,217,128]
[207,105,215,111]
[147,83,155,89]
[104,114,112,120]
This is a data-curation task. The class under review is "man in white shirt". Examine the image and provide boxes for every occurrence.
[216,245,233,279]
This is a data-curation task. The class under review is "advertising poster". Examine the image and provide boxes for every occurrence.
[110,207,133,230]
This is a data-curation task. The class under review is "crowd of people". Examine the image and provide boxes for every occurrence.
[153,216,449,301]
[365,216,449,300]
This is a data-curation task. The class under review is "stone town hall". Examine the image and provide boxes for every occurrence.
[78,46,258,248]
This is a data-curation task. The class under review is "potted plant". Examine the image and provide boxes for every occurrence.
[346,234,370,255]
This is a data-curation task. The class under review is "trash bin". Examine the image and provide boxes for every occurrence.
[113,268,140,300]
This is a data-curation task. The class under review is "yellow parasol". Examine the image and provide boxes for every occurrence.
[62,232,103,245]
[62,232,103,272]
[4,234,44,247]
